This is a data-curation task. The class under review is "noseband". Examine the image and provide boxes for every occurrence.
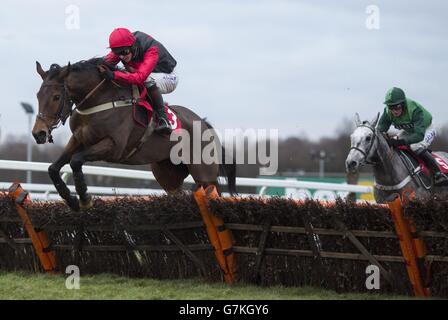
[349,124,377,165]
[37,82,73,133]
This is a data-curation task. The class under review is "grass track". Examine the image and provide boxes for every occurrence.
[0,272,416,300]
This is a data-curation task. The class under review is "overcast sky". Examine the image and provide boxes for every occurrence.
[1,0,447,144]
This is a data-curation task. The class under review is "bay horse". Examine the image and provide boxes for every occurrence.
[345,113,448,203]
[32,59,236,211]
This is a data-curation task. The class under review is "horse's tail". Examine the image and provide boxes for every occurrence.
[203,119,237,196]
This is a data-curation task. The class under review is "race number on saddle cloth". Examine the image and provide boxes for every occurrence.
[101,27,178,135]
[432,153,448,173]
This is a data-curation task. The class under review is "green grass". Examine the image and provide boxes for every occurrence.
[0,271,414,300]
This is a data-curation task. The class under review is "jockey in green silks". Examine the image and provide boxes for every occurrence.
[377,87,448,185]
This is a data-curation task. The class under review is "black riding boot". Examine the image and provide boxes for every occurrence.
[419,149,448,185]
[147,84,172,135]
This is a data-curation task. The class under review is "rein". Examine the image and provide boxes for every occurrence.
[75,79,106,110]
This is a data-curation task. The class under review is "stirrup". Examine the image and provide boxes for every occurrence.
[155,118,172,134]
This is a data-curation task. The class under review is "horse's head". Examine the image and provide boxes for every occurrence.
[33,61,73,144]
[345,113,380,173]
[33,59,111,144]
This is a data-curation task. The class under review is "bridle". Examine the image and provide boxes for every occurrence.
[37,82,73,131]
[349,124,378,165]
[37,78,106,142]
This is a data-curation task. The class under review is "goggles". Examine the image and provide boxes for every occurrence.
[387,103,403,110]
[112,47,132,56]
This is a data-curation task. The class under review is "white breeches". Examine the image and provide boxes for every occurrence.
[398,124,436,154]
[145,68,179,94]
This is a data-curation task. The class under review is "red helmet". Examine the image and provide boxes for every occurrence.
[108,28,136,48]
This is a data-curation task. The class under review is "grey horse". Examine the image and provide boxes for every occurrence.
[345,113,448,203]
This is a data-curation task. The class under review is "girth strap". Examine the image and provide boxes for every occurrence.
[125,117,156,160]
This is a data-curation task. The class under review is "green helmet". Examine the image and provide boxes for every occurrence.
[384,87,406,106]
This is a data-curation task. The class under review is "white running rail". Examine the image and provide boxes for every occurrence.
[0,159,373,200]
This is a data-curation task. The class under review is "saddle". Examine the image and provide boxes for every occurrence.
[396,147,448,190]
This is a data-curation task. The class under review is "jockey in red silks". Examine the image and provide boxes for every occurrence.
[101,27,178,134]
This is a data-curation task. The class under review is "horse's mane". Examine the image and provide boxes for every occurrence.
[47,58,118,80]
[70,58,118,72]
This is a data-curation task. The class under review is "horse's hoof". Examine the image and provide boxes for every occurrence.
[80,195,93,210]
[67,196,80,212]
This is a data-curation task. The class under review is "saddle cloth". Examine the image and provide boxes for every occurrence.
[397,147,448,189]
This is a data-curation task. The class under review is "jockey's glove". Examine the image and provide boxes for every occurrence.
[387,138,406,147]
[97,65,114,81]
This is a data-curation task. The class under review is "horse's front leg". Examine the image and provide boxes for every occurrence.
[48,136,81,211]
[70,138,115,210]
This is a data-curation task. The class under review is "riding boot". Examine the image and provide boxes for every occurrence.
[147,84,172,135]
[419,149,448,185]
